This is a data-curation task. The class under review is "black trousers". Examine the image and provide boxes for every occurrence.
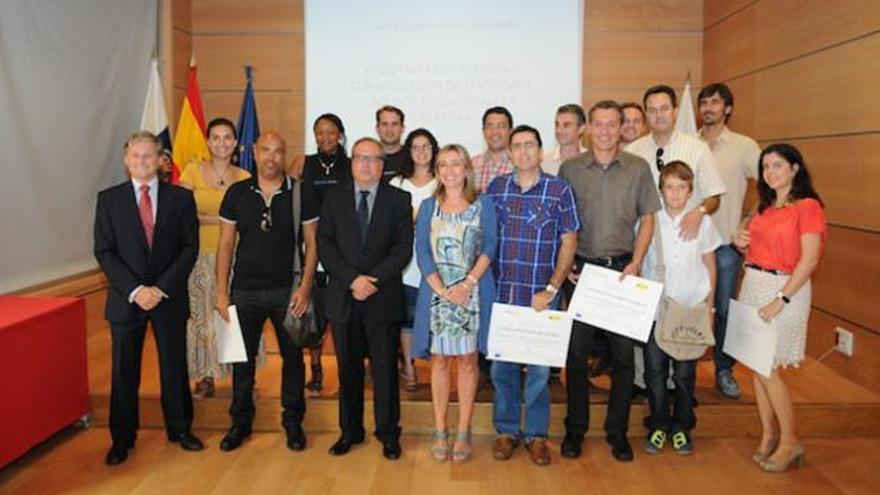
[230,286,305,431]
[109,317,192,446]
[331,303,401,442]
[563,254,636,439]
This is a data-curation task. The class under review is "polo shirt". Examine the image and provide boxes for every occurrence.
[219,176,319,291]
[699,126,761,242]
[559,150,661,258]
[382,149,407,182]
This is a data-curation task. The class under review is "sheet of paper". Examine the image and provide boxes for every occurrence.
[487,303,573,367]
[566,264,663,343]
[215,305,247,364]
[723,299,778,378]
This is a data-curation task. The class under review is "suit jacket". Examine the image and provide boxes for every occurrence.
[94,180,199,323]
[317,180,413,323]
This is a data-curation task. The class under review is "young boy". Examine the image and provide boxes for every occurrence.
[643,161,722,455]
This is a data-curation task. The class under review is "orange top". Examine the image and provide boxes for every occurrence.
[746,198,826,273]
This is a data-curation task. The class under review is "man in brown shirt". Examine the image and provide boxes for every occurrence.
[558,100,661,462]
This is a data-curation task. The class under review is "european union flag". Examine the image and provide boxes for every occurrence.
[236,65,260,174]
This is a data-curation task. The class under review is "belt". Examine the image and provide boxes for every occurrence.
[581,252,633,268]
[744,262,788,276]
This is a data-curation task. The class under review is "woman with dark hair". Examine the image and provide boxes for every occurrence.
[296,113,352,396]
[734,143,826,472]
[180,117,252,399]
[412,144,497,463]
[389,128,439,391]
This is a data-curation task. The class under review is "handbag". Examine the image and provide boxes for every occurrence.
[650,213,714,361]
[282,178,322,348]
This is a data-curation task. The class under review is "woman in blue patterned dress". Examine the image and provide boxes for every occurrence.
[412,144,497,463]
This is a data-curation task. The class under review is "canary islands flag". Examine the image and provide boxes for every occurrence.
[139,59,177,182]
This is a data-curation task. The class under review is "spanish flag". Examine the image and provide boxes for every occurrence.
[172,57,209,174]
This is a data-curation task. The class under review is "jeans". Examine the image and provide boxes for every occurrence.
[644,331,696,433]
[713,244,742,375]
[491,361,550,442]
[230,286,305,431]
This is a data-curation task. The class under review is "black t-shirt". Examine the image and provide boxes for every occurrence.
[382,149,407,182]
[219,176,319,291]
[302,148,351,209]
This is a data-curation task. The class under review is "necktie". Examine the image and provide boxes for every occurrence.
[139,184,154,249]
[357,190,370,241]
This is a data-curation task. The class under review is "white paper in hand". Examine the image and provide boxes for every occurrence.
[723,299,778,378]
[215,305,247,364]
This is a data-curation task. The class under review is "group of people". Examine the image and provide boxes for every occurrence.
[94,82,826,474]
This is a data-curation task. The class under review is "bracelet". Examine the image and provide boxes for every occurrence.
[466,274,478,286]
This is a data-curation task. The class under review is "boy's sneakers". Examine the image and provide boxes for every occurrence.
[645,429,666,454]
[671,431,694,455]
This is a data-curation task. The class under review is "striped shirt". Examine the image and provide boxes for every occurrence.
[625,130,727,212]
[473,150,511,193]
[486,172,580,307]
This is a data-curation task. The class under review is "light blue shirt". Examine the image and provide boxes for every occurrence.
[131,176,159,223]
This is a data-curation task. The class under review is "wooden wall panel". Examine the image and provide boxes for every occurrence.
[192,34,303,91]
[584,32,703,89]
[783,135,880,231]
[192,0,303,34]
[807,310,880,395]
[587,0,703,31]
[724,35,880,141]
[704,0,880,83]
[171,0,192,32]
[812,226,880,332]
[172,28,192,89]
[704,0,755,28]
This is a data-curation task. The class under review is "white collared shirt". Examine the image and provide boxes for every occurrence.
[643,209,723,306]
[131,176,159,223]
[542,144,588,176]
[625,130,727,213]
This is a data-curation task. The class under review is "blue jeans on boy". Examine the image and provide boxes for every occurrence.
[644,331,696,433]
[713,244,742,375]
[492,361,551,442]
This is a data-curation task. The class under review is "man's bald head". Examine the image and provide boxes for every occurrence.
[254,130,287,180]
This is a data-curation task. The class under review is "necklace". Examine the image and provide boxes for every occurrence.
[318,156,336,176]
[210,164,230,186]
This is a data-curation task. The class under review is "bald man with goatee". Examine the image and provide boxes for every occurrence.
[215,131,320,452]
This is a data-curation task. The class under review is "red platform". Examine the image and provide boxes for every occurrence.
[0,296,89,469]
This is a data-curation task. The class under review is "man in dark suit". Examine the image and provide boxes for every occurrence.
[318,137,413,460]
[93,131,203,466]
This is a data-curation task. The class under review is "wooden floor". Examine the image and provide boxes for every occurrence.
[1,427,878,495]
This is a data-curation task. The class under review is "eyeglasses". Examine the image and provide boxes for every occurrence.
[353,154,382,165]
[410,144,433,153]
[510,141,540,152]
[260,205,272,232]
[656,147,665,171]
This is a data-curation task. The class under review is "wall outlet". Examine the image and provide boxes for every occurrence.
[835,327,854,357]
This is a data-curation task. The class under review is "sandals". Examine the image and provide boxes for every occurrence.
[752,436,779,464]
[430,430,449,462]
[192,377,215,400]
[452,430,473,463]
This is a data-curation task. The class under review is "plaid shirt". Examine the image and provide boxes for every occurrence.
[486,172,580,306]
[473,150,511,193]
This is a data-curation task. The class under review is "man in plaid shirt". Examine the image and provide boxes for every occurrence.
[485,125,579,466]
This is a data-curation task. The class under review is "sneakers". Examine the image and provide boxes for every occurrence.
[306,365,323,397]
[645,429,666,454]
[716,370,742,400]
[671,431,694,455]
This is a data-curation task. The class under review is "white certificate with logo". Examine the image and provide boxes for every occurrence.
[487,303,574,367]
[215,305,248,364]
[723,299,778,378]
[566,264,664,343]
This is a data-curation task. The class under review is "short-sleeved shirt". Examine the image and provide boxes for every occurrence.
[486,172,580,306]
[219,176,319,291]
[643,210,723,306]
[389,175,438,287]
[473,150,512,193]
[625,130,727,212]
[302,149,351,209]
[746,198,826,273]
[559,150,661,258]
[382,149,407,182]
[699,126,761,242]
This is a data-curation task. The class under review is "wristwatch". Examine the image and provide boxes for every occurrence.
[545,283,558,295]
[775,291,791,304]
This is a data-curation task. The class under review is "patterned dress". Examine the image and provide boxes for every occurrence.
[429,200,483,355]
